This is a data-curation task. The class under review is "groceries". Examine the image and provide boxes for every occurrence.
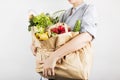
[73,20,81,32]
[28,12,81,41]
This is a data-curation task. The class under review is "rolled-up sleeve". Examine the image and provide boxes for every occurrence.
[80,5,97,39]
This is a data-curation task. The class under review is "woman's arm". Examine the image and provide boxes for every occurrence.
[41,30,95,76]
[50,32,92,61]
[39,32,92,77]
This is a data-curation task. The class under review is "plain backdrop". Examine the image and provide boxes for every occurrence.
[0,0,120,80]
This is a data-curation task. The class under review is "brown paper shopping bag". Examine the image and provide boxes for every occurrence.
[32,30,93,79]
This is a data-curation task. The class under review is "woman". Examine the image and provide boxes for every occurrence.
[31,0,97,80]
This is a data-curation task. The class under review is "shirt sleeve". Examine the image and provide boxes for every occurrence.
[80,4,97,39]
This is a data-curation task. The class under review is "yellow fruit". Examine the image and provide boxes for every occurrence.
[39,32,48,41]
[35,33,40,39]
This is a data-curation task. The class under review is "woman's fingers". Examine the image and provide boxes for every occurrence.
[51,68,55,76]
[31,44,37,56]
[33,47,37,55]
[43,68,55,77]
[44,68,48,77]
[47,69,51,76]
[43,69,45,76]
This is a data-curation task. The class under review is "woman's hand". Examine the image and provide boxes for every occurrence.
[31,41,37,56]
[39,56,57,77]
[31,31,40,56]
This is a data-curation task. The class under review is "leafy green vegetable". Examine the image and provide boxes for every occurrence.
[28,13,52,31]
[32,13,52,27]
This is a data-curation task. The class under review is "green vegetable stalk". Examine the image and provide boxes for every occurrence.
[73,20,81,32]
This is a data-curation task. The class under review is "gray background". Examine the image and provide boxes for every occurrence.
[0,0,120,80]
